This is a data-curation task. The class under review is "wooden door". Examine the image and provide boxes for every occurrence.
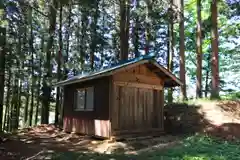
[112,85,161,131]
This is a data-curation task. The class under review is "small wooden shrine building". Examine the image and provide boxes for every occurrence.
[55,56,182,138]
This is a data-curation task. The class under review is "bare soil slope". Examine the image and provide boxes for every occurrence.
[196,100,240,125]
[200,100,240,139]
[165,100,240,139]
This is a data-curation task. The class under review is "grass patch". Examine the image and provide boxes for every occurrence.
[221,92,240,100]
[175,98,217,106]
[158,134,240,160]
[50,134,240,160]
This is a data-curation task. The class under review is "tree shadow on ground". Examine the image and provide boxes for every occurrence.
[2,101,240,159]
[0,124,95,160]
[0,124,181,160]
[3,134,240,160]
[37,134,240,160]
[164,102,240,140]
[164,103,209,134]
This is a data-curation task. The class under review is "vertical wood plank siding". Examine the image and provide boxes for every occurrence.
[112,86,163,131]
[63,64,165,138]
[63,77,110,138]
[111,64,164,134]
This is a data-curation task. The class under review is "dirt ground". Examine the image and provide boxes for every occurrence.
[3,100,239,159]
[0,124,181,160]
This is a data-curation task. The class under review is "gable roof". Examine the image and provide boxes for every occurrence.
[54,55,183,87]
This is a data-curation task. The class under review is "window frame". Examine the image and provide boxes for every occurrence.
[74,86,94,111]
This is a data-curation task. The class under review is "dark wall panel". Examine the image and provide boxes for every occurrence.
[63,76,110,137]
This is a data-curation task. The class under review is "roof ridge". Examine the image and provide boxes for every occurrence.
[54,55,182,87]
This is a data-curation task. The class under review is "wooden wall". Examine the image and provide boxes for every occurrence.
[111,64,164,135]
[63,64,165,138]
[113,64,163,86]
[63,76,111,138]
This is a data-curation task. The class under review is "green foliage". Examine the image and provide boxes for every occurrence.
[221,92,240,100]
[159,134,240,160]
[0,1,7,28]
[183,0,240,98]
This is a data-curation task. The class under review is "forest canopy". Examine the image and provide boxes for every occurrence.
[0,0,239,131]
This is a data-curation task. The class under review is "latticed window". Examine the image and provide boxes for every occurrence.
[74,87,94,111]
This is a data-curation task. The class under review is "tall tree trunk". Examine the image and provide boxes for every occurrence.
[41,0,58,124]
[16,81,22,128]
[179,0,187,100]
[64,2,72,78]
[59,87,64,127]
[29,7,34,126]
[80,7,87,72]
[4,47,12,132]
[90,1,99,71]
[167,2,174,103]
[0,27,6,132]
[55,3,63,124]
[11,73,19,130]
[29,77,34,126]
[7,102,12,131]
[113,1,120,61]
[35,36,43,125]
[100,0,105,65]
[29,80,34,126]
[16,23,22,129]
[196,0,203,98]
[145,0,152,55]
[21,10,29,127]
[35,59,42,125]
[119,0,130,60]
[133,0,140,57]
[9,97,14,132]
[3,68,11,131]
[24,85,30,126]
[126,0,130,58]
[0,1,6,131]
[205,54,210,98]
[210,0,220,99]
[9,55,19,131]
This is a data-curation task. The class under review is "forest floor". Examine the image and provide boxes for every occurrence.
[0,124,182,160]
[1,100,240,160]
